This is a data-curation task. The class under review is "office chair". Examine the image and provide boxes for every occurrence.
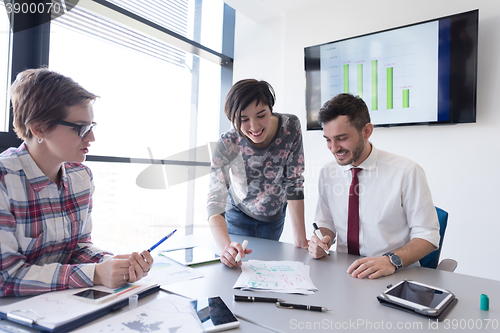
[419,207,458,272]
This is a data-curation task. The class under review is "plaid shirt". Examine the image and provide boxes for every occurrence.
[0,143,112,297]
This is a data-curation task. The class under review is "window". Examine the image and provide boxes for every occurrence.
[47,0,233,249]
[0,1,12,133]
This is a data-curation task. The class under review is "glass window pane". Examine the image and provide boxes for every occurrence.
[107,0,223,53]
[49,5,221,160]
[86,161,211,249]
[0,2,11,133]
[49,3,222,249]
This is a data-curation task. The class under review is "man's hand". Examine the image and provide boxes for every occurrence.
[347,256,396,279]
[308,234,331,259]
[220,241,252,268]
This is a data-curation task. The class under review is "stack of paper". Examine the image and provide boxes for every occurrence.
[233,260,317,295]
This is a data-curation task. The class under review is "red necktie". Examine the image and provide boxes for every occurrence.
[347,168,361,255]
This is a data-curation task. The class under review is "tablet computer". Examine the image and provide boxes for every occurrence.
[378,280,455,317]
[160,246,220,266]
[190,296,239,332]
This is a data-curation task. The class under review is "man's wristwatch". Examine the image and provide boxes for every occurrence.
[383,252,403,271]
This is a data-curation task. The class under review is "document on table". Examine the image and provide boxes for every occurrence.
[233,260,317,295]
[142,253,204,289]
[0,282,159,332]
[76,293,204,333]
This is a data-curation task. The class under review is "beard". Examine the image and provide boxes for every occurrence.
[335,134,365,166]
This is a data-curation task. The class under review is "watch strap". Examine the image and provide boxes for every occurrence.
[382,252,402,270]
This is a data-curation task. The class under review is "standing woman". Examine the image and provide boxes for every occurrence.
[0,68,152,297]
[207,79,307,267]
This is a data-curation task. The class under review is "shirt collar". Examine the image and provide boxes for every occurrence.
[342,143,379,173]
[17,143,68,192]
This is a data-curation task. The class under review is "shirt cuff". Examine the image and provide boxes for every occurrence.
[78,263,97,287]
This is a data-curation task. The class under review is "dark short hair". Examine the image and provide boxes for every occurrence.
[318,93,371,132]
[224,79,275,136]
[10,68,98,140]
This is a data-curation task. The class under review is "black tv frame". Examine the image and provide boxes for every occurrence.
[305,9,478,130]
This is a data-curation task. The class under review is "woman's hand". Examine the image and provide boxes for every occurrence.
[94,256,131,288]
[126,251,154,282]
[94,251,154,288]
[220,241,252,268]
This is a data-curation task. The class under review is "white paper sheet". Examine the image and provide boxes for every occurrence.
[76,293,204,333]
[142,254,204,288]
[233,260,317,295]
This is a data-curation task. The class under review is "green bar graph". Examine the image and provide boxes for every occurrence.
[343,64,349,93]
[387,67,393,109]
[357,64,363,98]
[403,89,409,108]
[371,60,378,110]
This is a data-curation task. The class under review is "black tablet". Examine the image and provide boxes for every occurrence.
[378,280,455,317]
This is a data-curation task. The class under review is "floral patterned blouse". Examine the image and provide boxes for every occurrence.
[207,113,305,222]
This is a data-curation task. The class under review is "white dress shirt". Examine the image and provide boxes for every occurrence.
[315,145,440,257]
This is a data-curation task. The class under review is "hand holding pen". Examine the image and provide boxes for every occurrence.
[221,240,252,268]
[309,223,332,259]
[95,230,177,287]
[129,229,177,281]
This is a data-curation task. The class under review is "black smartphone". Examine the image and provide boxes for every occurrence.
[190,296,239,332]
[68,289,118,304]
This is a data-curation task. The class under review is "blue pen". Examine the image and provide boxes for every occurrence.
[148,229,177,252]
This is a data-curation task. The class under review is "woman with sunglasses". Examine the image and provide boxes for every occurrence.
[207,79,308,267]
[0,68,153,297]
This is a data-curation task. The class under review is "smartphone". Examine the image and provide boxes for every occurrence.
[68,289,118,304]
[190,296,239,332]
[378,280,455,316]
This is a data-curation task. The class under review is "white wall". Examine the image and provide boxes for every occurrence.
[231,0,500,281]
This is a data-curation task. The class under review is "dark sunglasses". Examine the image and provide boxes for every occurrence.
[53,120,97,138]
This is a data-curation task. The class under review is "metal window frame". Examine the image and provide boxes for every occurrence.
[0,0,235,156]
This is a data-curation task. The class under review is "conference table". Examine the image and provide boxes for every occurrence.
[158,234,499,332]
[0,234,498,332]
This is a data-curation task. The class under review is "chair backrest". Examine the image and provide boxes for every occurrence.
[419,207,448,269]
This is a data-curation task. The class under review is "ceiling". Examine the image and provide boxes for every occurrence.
[223,0,326,24]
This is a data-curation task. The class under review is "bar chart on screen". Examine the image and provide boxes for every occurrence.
[319,20,439,125]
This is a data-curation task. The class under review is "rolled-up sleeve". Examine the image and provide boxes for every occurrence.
[403,164,440,248]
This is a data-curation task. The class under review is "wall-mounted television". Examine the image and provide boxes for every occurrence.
[305,9,478,130]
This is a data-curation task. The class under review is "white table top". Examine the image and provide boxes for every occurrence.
[1,234,498,332]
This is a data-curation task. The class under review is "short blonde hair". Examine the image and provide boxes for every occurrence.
[10,68,98,140]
